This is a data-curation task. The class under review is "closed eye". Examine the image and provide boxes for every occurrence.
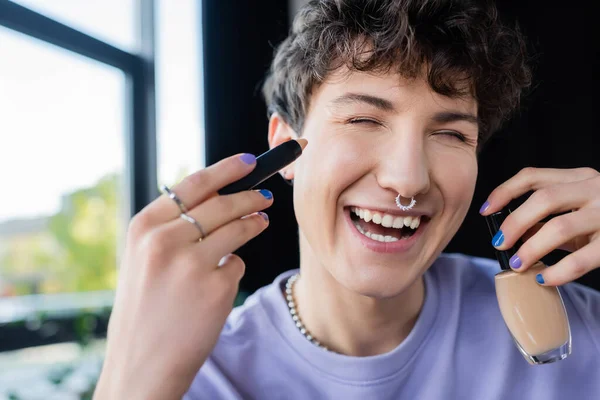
[433,130,477,146]
[348,117,381,125]
[436,131,466,141]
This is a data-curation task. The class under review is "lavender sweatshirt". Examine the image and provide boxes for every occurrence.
[185,253,600,399]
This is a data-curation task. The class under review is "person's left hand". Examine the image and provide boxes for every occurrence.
[479,167,600,286]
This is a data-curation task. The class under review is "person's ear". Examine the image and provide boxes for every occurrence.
[268,113,299,183]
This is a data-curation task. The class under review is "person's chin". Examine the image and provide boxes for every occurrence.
[331,257,424,299]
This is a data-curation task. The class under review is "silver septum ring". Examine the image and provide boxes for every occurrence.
[395,195,416,211]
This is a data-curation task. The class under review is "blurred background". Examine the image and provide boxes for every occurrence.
[0,0,597,398]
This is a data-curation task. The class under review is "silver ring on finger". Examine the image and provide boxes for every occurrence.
[161,185,189,214]
[180,213,207,241]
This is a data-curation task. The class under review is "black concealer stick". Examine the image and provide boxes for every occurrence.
[218,139,308,195]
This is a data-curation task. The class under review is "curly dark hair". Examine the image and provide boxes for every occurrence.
[262,0,532,148]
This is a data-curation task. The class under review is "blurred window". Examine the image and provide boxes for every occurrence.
[0,27,126,300]
[10,0,137,51]
[0,1,203,393]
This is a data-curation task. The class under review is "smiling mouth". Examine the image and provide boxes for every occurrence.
[348,206,428,243]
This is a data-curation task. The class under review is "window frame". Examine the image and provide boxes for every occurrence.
[0,0,157,351]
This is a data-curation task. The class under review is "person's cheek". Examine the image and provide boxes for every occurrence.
[323,134,371,189]
[300,128,370,195]
[291,127,347,247]
[433,148,478,226]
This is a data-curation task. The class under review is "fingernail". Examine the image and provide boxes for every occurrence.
[258,189,273,200]
[258,212,269,222]
[492,230,504,247]
[240,153,256,164]
[479,200,490,214]
[536,274,545,285]
[509,254,522,269]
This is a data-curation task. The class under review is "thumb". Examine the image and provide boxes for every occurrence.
[218,254,246,284]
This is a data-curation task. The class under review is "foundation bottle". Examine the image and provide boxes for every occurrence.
[486,209,571,365]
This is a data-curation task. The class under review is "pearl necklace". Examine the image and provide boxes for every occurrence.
[285,273,329,351]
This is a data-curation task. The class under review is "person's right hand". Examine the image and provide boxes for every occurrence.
[94,153,273,400]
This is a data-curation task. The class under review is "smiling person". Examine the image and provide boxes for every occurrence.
[93,1,600,399]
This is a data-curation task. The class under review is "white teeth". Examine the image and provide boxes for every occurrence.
[372,213,382,224]
[369,233,398,243]
[392,216,404,229]
[350,206,424,243]
[381,214,394,228]
[410,217,420,229]
[352,219,399,242]
[351,207,422,230]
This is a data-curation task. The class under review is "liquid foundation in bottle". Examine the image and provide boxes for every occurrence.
[486,210,571,365]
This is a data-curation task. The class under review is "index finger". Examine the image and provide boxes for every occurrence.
[140,153,258,225]
[479,167,598,216]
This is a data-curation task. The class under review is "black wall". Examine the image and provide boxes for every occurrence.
[447,1,599,289]
[202,0,599,293]
[202,0,298,294]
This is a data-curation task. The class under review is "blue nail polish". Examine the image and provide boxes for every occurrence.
[509,254,522,269]
[479,200,490,214]
[240,153,256,164]
[536,274,545,284]
[258,189,273,200]
[492,230,504,247]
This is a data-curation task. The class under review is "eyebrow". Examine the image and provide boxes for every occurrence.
[330,93,396,112]
[432,111,478,126]
[330,92,478,125]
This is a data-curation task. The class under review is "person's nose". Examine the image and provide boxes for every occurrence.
[375,129,430,200]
